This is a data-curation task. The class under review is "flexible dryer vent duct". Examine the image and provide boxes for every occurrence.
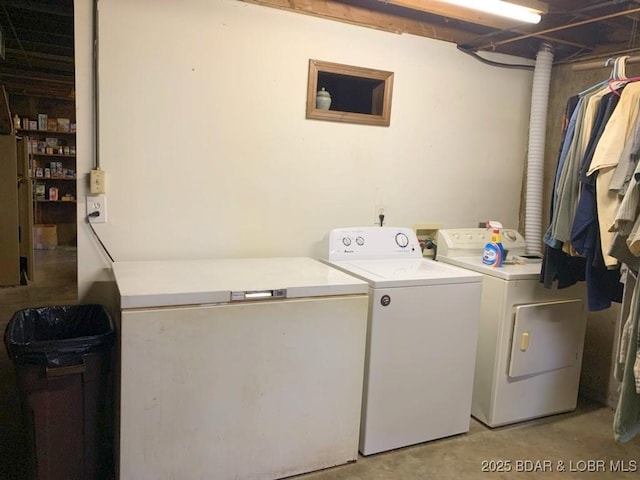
[525,43,554,257]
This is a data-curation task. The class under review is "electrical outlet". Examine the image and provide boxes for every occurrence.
[86,195,107,223]
[374,204,386,226]
[90,169,106,194]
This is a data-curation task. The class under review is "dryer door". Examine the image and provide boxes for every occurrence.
[508,299,585,378]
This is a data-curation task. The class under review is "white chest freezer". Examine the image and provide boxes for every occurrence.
[112,257,368,480]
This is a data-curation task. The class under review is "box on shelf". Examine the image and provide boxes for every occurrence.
[33,224,57,250]
[35,183,45,200]
[47,119,58,131]
[57,118,70,132]
[29,120,37,130]
[37,114,48,131]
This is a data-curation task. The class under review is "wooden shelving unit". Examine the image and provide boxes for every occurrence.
[17,123,77,246]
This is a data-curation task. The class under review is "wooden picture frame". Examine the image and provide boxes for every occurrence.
[306,59,394,127]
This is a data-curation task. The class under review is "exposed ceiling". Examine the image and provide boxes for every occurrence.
[244,0,640,64]
[1,0,640,99]
[0,0,74,100]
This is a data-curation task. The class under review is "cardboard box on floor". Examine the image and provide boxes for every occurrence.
[34,224,57,250]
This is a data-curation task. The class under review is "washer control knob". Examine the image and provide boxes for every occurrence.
[342,237,352,247]
[466,233,473,239]
[395,233,409,248]
[505,231,517,241]
[453,233,460,239]
[356,236,365,246]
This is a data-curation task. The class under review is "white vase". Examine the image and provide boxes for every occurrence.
[316,88,332,110]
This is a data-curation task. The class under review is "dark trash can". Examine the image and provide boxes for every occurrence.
[4,304,115,480]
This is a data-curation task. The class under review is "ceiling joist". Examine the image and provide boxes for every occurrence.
[473,4,640,50]
[242,0,480,43]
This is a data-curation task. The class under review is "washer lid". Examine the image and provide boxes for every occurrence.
[437,256,541,280]
[326,258,482,288]
[112,257,368,309]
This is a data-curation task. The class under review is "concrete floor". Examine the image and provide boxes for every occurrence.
[1,248,639,480]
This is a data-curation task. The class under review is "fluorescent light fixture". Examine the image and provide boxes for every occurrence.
[438,0,543,24]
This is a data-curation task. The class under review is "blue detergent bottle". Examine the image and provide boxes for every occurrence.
[482,222,505,268]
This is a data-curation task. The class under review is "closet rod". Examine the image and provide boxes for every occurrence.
[573,55,640,71]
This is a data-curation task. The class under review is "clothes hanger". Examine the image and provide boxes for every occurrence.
[608,56,640,86]
[608,56,632,96]
[578,57,616,96]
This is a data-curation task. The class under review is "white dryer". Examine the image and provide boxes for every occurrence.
[437,228,588,428]
[323,227,483,455]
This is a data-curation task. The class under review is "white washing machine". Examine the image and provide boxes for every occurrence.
[323,227,483,455]
[112,257,369,480]
[437,228,588,428]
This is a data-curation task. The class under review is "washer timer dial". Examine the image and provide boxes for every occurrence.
[342,237,352,247]
[395,232,409,248]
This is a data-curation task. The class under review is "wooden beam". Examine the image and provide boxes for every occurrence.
[4,85,75,101]
[240,0,480,44]
[0,69,74,85]
[4,48,74,64]
[2,59,75,76]
[13,27,74,41]
[459,19,595,51]
[4,38,74,57]
[242,0,587,58]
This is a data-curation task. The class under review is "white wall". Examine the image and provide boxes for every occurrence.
[76,0,534,299]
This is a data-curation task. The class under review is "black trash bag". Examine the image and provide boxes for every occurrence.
[4,304,115,368]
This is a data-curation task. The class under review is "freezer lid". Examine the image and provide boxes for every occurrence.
[112,257,367,309]
[325,258,482,288]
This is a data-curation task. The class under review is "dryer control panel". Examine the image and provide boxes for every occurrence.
[437,228,526,257]
[326,226,422,261]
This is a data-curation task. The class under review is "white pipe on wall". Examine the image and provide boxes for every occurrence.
[525,42,554,256]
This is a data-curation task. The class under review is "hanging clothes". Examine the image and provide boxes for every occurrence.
[541,96,586,289]
[613,270,640,443]
[608,121,640,443]
[542,57,640,442]
[542,84,624,307]
[609,131,640,271]
[549,73,627,247]
[571,91,624,311]
[587,82,640,265]
[542,57,633,305]
[544,96,581,250]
